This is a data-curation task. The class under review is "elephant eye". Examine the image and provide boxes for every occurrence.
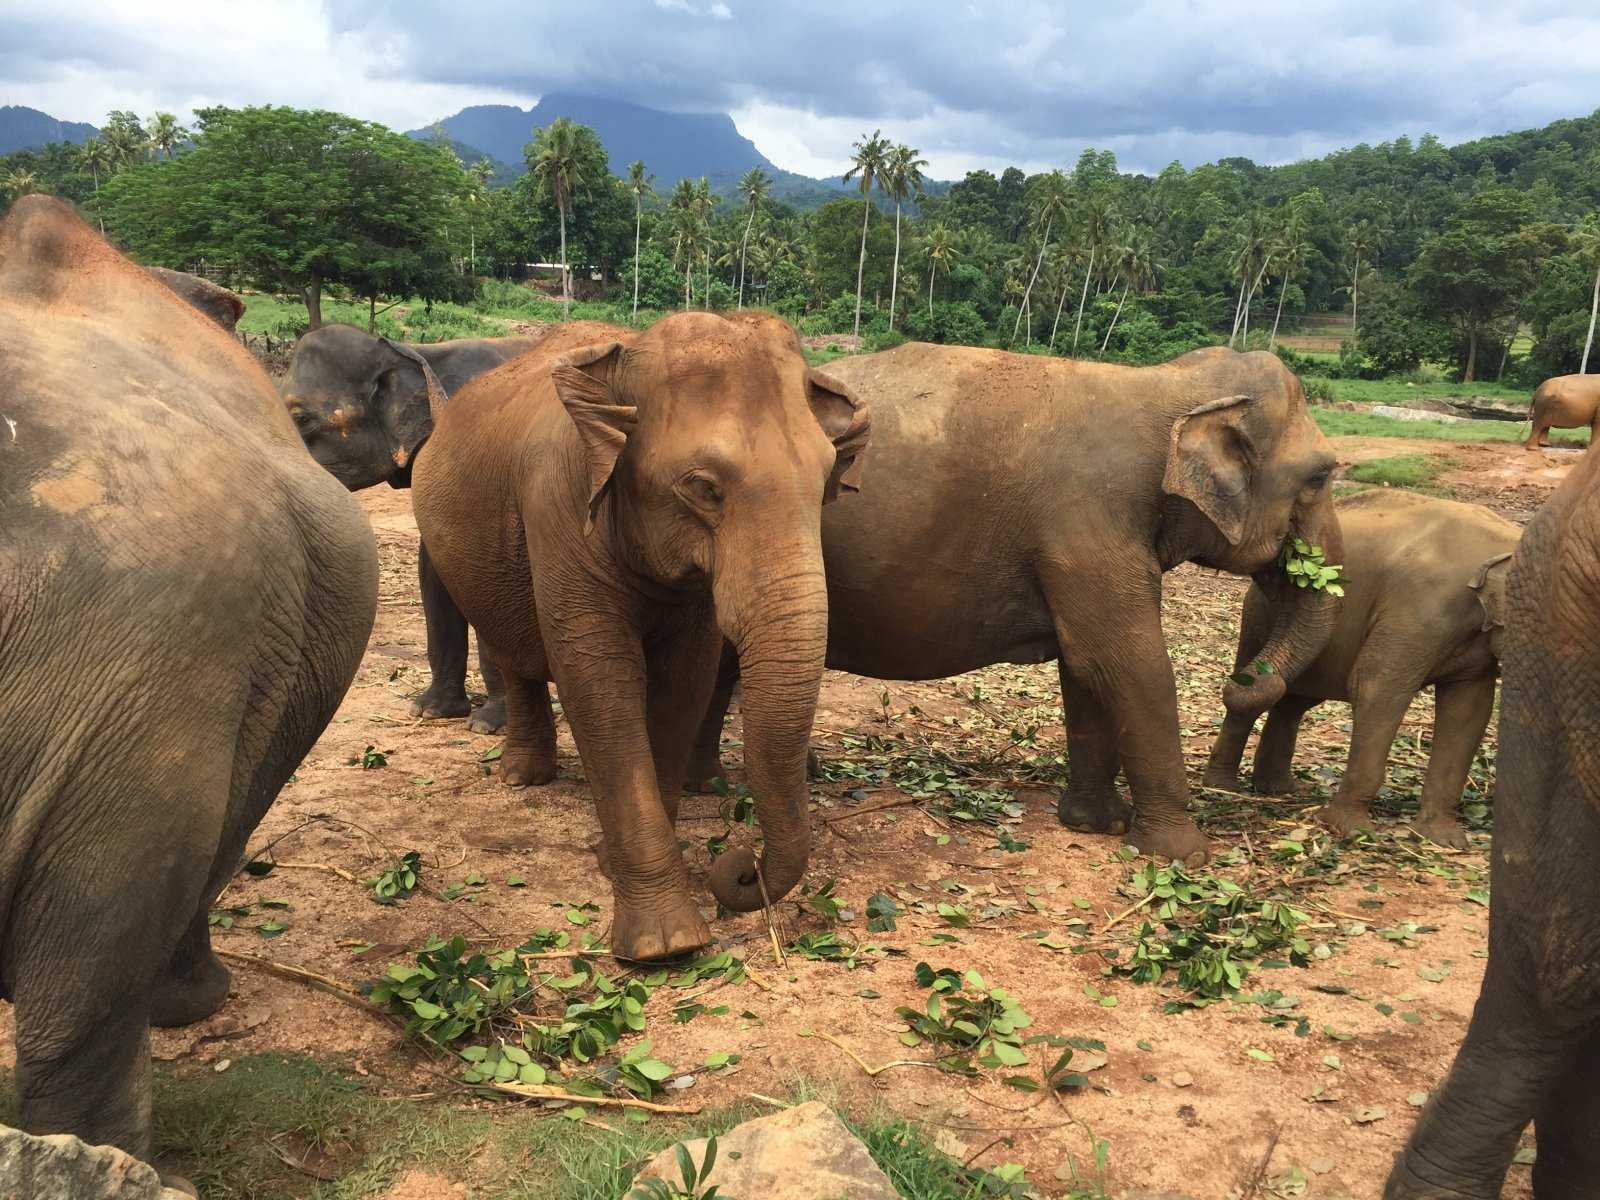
[290,406,319,432]
[677,471,725,513]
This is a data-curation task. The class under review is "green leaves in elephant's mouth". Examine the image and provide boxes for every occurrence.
[1280,535,1345,597]
[1230,658,1276,688]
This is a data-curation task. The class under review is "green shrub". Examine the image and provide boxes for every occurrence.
[863,328,907,353]
[1302,377,1337,405]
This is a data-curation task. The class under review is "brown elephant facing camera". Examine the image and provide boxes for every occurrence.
[411,312,869,961]
[691,344,1344,867]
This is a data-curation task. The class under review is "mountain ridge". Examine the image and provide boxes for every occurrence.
[0,105,99,153]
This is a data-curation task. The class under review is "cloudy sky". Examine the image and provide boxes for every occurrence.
[4,0,1598,177]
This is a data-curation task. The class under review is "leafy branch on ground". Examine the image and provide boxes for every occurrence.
[366,850,423,904]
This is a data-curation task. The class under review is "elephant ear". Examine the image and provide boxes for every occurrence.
[808,370,872,502]
[1469,551,1514,633]
[551,341,636,534]
[375,338,449,482]
[1162,393,1257,545]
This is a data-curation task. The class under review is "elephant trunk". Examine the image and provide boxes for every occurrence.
[706,542,829,913]
[1223,491,1345,718]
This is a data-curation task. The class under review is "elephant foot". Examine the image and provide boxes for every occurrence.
[1127,818,1213,868]
[408,682,471,721]
[1250,772,1303,798]
[1057,787,1132,836]
[501,745,558,788]
[611,892,711,962]
[1382,1151,1492,1200]
[467,695,507,735]
[1317,800,1373,839]
[1412,817,1469,851]
[1200,767,1240,792]
[150,949,231,1028]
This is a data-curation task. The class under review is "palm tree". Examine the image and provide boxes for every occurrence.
[103,123,146,171]
[736,167,772,309]
[842,130,891,336]
[1573,217,1600,374]
[462,157,493,275]
[529,117,590,320]
[3,168,39,200]
[1346,220,1376,335]
[627,161,656,322]
[80,137,112,232]
[1227,214,1273,348]
[668,178,701,308]
[146,112,187,160]
[923,222,957,316]
[1048,242,1083,347]
[1012,171,1070,345]
[693,177,717,310]
[881,145,928,329]
[1268,229,1310,351]
[1071,190,1115,354]
[1100,228,1160,353]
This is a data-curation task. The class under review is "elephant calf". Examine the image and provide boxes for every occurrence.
[1386,432,1600,1198]
[1205,490,1517,848]
[0,198,377,1176]
[284,322,544,732]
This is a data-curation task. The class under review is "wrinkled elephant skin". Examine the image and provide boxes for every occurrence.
[0,197,376,1172]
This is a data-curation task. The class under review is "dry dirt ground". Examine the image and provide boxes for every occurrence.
[1,437,1579,1199]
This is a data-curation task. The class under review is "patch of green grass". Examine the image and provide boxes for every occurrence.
[1,1059,1054,1198]
[1312,408,1588,445]
[1303,375,1528,407]
[804,344,857,367]
[1343,453,1454,494]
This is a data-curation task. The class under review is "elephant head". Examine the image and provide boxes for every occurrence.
[144,266,245,331]
[282,325,446,490]
[1470,551,1514,659]
[1160,351,1344,716]
[549,311,870,912]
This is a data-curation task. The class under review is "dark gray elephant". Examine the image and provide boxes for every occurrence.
[691,343,1343,866]
[144,265,245,331]
[0,198,376,1182]
[1386,434,1600,1197]
[1205,490,1518,848]
[283,322,539,732]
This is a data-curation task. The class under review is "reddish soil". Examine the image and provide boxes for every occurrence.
[1,433,1562,1198]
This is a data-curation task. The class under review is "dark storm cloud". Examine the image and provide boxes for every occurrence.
[329,0,1600,166]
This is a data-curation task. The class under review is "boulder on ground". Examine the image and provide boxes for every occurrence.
[0,1124,191,1199]
[629,1101,898,1199]
[1370,404,1465,424]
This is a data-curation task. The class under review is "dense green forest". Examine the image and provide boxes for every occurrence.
[4,104,1598,384]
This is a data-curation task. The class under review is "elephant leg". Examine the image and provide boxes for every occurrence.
[498,665,558,788]
[409,540,472,720]
[1042,561,1211,865]
[646,621,725,824]
[149,906,231,1028]
[1056,660,1130,834]
[538,605,706,962]
[1250,694,1319,796]
[467,642,508,735]
[1202,710,1256,792]
[1320,666,1418,838]
[686,640,740,792]
[1529,1023,1600,1198]
[1411,676,1494,850]
[1385,966,1588,1199]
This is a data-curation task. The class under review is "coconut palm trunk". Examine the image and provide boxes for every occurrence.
[1071,247,1096,354]
[1050,275,1070,346]
[1011,217,1053,345]
[1100,278,1131,353]
[557,202,570,321]
[928,258,937,317]
[738,208,756,308]
[853,199,871,336]
[1582,256,1600,373]
[1269,276,1290,350]
[633,199,643,321]
[888,200,904,329]
[1229,277,1247,347]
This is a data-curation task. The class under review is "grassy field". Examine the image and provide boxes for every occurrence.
[1,1056,1085,1199]
[1303,375,1530,407]
[1343,453,1455,493]
[1311,408,1588,445]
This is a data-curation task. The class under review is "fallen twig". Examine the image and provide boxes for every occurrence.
[271,861,357,883]
[215,948,389,1019]
[486,1082,702,1114]
[805,1030,943,1079]
[1102,890,1158,932]
[1237,1123,1281,1200]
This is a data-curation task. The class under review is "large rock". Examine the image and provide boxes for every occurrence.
[1370,404,1466,424]
[629,1101,898,1200]
[0,1124,191,1199]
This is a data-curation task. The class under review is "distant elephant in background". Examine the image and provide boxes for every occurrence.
[0,198,376,1179]
[1204,490,1518,848]
[144,265,245,331]
[284,323,542,732]
[691,344,1343,867]
[413,312,869,960]
[1386,429,1600,1198]
[1525,372,1600,449]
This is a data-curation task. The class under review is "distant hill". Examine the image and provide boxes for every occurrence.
[411,93,859,207]
[0,105,98,153]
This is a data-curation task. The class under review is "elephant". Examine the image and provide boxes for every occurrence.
[1524,372,1600,449]
[283,322,542,732]
[690,343,1343,867]
[411,312,869,961]
[1385,427,1600,1198]
[1203,490,1518,849]
[144,265,245,332]
[0,198,377,1176]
